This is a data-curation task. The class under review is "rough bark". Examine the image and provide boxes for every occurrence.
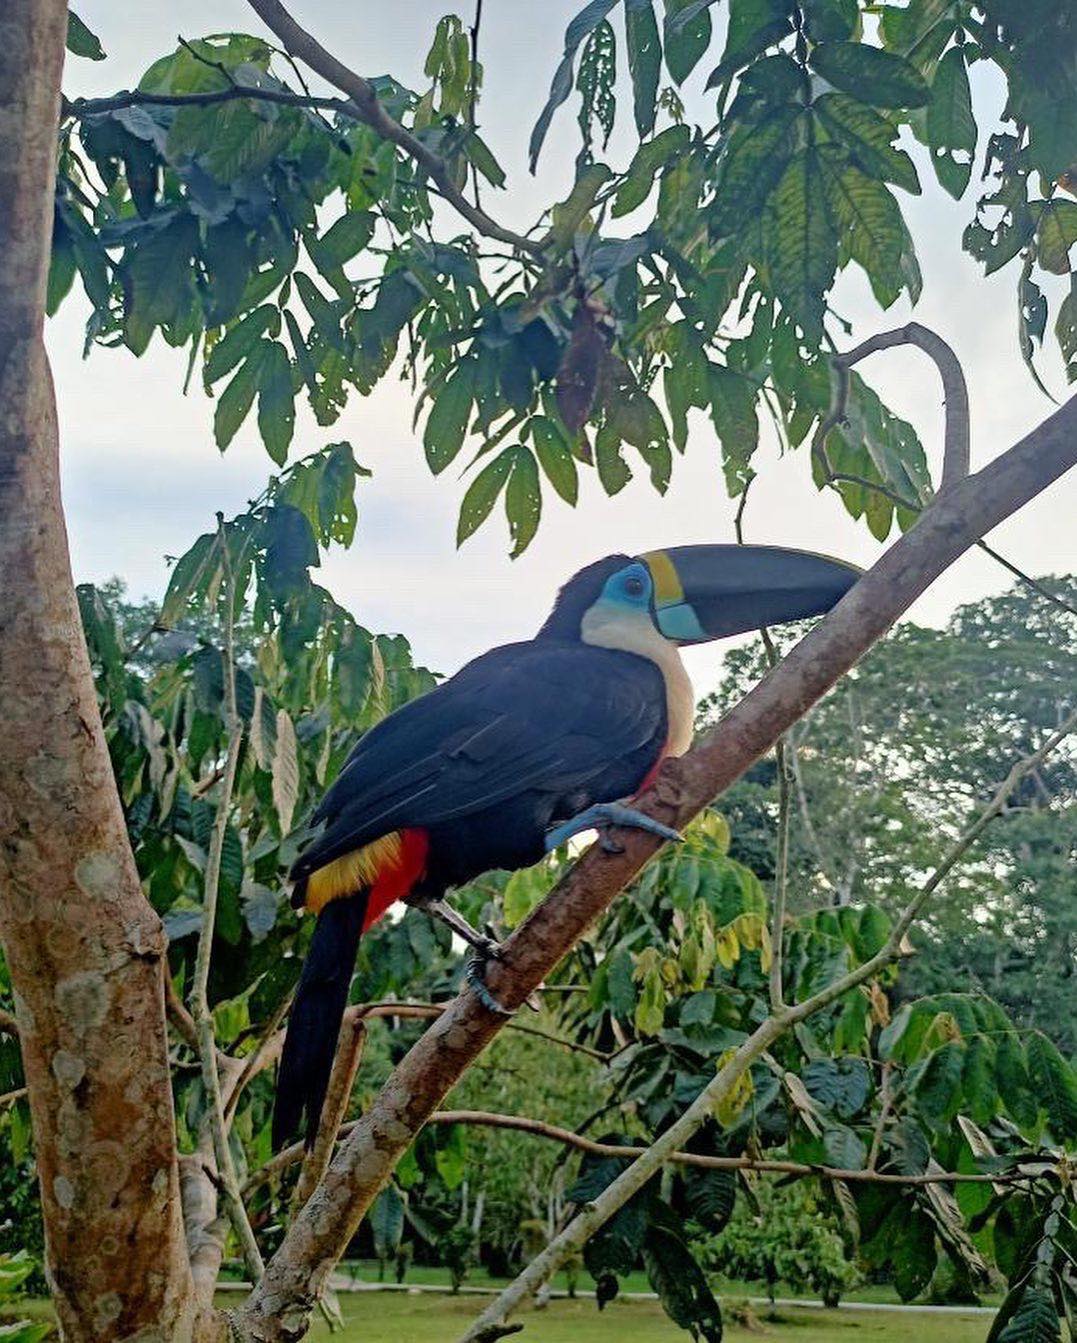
[0,5,199,1338]
[238,393,1076,1340]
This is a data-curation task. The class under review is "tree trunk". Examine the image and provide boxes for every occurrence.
[0,5,201,1338]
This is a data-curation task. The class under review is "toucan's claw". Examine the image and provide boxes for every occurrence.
[544,802,683,853]
[466,955,515,1016]
[423,898,503,959]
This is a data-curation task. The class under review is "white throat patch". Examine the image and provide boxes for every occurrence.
[579,603,695,757]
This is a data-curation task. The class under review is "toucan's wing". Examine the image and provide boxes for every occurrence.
[291,641,665,879]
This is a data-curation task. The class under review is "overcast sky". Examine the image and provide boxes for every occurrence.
[53,1,1076,692]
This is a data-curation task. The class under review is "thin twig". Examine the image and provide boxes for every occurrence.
[244,1107,1027,1197]
[770,736,791,1011]
[468,0,484,206]
[295,1015,367,1209]
[244,0,540,255]
[867,1062,893,1171]
[165,968,199,1051]
[0,1086,27,1108]
[65,85,350,118]
[187,517,264,1283]
[976,540,1077,619]
[223,993,294,1124]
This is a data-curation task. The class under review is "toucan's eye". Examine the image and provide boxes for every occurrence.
[624,575,645,597]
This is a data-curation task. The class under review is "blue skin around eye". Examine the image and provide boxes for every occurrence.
[603,562,653,607]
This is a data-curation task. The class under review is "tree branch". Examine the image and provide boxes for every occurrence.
[0,1006,18,1037]
[833,322,971,491]
[249,1107,1024,1197]
[187,520,264,1285]
[244,0,540,255]
[239,377,1077,1341]
[64,85,350,119]
[458,704,1076,1341]
[769,735,791,1011]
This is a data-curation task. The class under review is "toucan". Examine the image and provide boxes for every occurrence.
[272,545,859,1148]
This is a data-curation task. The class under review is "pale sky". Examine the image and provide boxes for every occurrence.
[53,1,1076,693]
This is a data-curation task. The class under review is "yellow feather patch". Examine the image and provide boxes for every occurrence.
[304,832,403,915]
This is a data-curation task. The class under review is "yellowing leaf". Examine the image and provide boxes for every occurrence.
[714,1046,754,1126]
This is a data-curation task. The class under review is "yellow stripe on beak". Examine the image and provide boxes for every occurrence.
[641,550,684,605]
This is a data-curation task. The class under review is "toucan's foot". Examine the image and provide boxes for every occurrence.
[544,803,683,854]
[465,954,515,1016]
[423,898,502,959]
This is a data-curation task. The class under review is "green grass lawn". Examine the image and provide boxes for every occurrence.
[298,1293,995,1343]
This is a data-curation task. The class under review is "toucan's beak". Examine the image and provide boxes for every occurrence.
[641,545,862,644]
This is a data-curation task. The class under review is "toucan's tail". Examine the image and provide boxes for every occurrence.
[272,890,367,1151]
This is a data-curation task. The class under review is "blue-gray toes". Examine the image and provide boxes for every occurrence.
[544,802,683,853]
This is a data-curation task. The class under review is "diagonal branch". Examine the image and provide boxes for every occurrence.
[244,0,540,255]
[238,379,1077,1341]
[458,703,1076,1341]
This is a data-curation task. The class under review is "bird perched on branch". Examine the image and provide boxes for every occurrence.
[272,545,859,1148]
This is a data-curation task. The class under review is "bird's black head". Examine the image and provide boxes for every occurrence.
[538,554,634,640]
[537,546,861,646]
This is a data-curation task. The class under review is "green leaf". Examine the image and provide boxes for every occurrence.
[457,448,515,545]
[961,1035,998,1127]
[853,904,891,960]
[271,708,300,834]
[682,1167,736,1233]
[505,448,542,557]
[1036,201,1077,276]
[663,0,713,84]
[709,365,759,494]
[994,1285,1061,1343]
[424,362,475,474]
[577,18,618,152]
[707,0,795,87]
[892,1208,937,1300]
[314,211,375,268]
[531,416,579,504]
[914,1041,966,1126]
[257,340,295,466]
[626,0,663,138]
[122,212,199,355]
[1026,1031,1077,1139]
[644,1217,724,1342]
[819,158,906,300]
[47,210,77,317]
[802,1056,871,1119]
[812,42,930,109]
[763,150,838,340]
[549,163,614,248]
[370,1185,405,1260]
[926,47,976,199]
[214,344,266,450]
[613,125,691,217]
[815,93,921,195]
[205,307,278,387]
[67,11,106,60]
[530,0,620,171]
[595,422,632,495]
